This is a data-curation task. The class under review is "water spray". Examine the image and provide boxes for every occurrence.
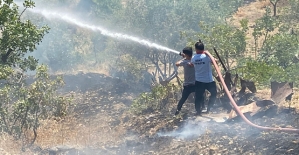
[20,5,180,55]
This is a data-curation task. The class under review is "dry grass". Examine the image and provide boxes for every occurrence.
[0,105,127,154]
[0,134,35,155]
[35,114,126,150]
[231,0,270,26]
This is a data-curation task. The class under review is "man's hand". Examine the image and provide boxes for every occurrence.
[180,53,185,58]
[176,59,183,66]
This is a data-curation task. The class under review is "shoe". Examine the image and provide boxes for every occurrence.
[203,110,210,114]
[174,110,180,115]
[205,106,212,114]
[194,111,202,116]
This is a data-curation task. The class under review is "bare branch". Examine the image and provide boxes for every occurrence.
[19,7,28,20]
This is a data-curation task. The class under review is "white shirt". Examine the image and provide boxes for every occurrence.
[191,52,214,83]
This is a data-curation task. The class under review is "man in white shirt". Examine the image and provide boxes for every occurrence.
[191,40,217,116]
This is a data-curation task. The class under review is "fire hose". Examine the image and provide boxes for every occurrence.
[204,51,299,134]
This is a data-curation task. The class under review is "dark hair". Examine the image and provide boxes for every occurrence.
[195,39,204,50]
[182,47,193,57]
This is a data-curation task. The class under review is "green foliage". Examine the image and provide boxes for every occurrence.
[235,57,299,87]
[252,7,279,53]
[238,5,299,86]
[284,63,299,85]
[279,0,299,37]
[0,65,13,79]
[198,21,247,55]
[183,21,247,70]
[119,0,244,49]
[234,59,285,85]
[207,0,244,19]
[0,65,72,141]
[16,0,246,80]
[91,0,122,17]
[247,4,299,85]
[0,1,73,143]
[286,0,299,22]
[0,0,49,72]
[259,33,299,68]
[131,84,180,115]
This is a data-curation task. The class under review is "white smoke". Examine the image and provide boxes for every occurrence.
[157,121,209,140]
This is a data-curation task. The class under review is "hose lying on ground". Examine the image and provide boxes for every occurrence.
[205,51,299,134]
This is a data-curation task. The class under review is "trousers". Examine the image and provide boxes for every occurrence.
[194,81,217,113]
[177,85,195,111]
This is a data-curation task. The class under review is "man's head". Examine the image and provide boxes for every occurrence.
[195,39,204,53]
[182,46,193,58]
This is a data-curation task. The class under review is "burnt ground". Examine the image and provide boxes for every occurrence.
[2,72,299,155]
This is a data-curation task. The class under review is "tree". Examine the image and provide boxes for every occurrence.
[0,0,49,75]
[182,20,247,71]
[259,33,299,69]
[252,7,278,57]
[0,65,71,144]
[289,0,299,21]
[108,0,245,83]
[234,57,291,86]
[91,0,122,18]
[0,0,71,144]
[270,0,281,17]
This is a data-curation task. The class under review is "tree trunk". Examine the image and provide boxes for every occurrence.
[270,0,280,17]
[273,5,277,17]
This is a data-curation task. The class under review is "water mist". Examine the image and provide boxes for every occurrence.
[19,4,180,55]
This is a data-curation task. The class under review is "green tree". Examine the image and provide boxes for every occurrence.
[0,0,71,144]
[252,7,279,57]
[91,0,122,18]
[109,0,245,83]
[259,33,299,68]
[235,59,286,86]
[0,0,49,75]
[182,20,248,71]
[0,65,71,143]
